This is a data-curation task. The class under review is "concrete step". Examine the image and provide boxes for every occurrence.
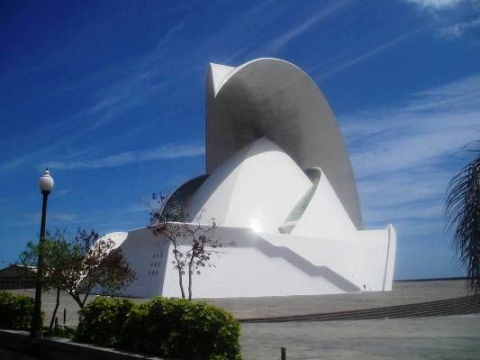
[239,294,480,323]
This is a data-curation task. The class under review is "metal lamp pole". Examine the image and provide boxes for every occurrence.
[31,168,54,339]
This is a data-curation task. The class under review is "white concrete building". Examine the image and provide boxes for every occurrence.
[104,58,396,299]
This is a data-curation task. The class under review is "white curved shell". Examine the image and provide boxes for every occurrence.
[99,232,129,249]
[188,138,311,233]
[291,169,356,240]
[206,58,363,229]
[94,58,397,299]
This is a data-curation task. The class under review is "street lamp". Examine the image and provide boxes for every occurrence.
[31,168,54,339]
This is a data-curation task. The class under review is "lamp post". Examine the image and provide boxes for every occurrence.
[31,168,54,339]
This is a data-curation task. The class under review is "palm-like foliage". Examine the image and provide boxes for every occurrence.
[445,152,480,294]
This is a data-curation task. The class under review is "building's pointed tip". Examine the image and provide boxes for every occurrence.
[207,63,236,96]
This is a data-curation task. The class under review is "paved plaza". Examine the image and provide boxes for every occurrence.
[9,280,471,323]
[241,314,480,360]
[207,280,470,319]
[5,280,480,359]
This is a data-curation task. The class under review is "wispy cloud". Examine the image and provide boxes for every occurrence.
[405,0,464,10]
[318,28,422,79]
[343,74,480,177]
[0,18,190,176]
[45,142,204,170]
[3,212,80,227]
[438,16,480,39]
[364,202,443,223]
[0,155,36,174]
[264,0,351,54]
[340,73,480,227]
[84,18,188,129]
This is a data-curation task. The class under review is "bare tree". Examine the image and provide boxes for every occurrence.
[445,144,480,294]
[148,192,234,300]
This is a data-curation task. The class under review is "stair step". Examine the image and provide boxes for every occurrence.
[239,295,480,323]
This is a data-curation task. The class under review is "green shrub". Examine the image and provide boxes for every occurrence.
[44,325,75,339]
[117,302,150,353]
[0,291,40,331]
[75,297,134,347]
[75,296,242,360]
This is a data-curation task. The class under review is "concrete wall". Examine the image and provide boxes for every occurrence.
[113,223,395,299]
[0,329,161,360]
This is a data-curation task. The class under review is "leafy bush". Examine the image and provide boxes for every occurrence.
[75,297,134,346]
[75,296,242,360]
[0,291,41,331]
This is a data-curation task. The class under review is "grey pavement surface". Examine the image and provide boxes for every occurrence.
[241,314,480,360]
[205,280,471,319]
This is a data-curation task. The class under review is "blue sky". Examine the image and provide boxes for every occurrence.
[0,0,479,279]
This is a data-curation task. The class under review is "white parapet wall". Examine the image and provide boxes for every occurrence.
[106,223,396,299]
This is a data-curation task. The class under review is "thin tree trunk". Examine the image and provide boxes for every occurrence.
[188,256,195,301]
[178,267,185,299]
[188,269,193,301]
[172,244,185,299]
[49,288,61,331]
[81,292,90,308]
[175,253,185,299]
[70,291,84,309]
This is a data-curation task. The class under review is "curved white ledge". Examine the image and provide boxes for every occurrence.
[206,58,363,229]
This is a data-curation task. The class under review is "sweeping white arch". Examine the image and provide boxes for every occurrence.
[93,58,397,299]
[205,58,363,230]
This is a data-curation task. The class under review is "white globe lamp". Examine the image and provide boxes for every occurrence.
[39,168,54,193]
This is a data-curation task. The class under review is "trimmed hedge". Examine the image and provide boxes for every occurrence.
[75,297,241,360]
[0,291,40,331]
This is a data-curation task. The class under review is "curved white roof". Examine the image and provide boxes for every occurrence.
[188,138,312,233]
[206,58,363,230]
[98,232,128,249]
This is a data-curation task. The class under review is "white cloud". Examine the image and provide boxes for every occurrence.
[405,0,464,10]
[342,74,480,178]
[45,142,205,170]
[90,19,188,128]
[20,212,78,225]
[55,190,70,196]
[264,0,350,54]
[363,202,443,223]
[358,169,451,207]
[0,19,190,176]
[340,73,480,228]
[438,16,480,39]
[318,28,422,80]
